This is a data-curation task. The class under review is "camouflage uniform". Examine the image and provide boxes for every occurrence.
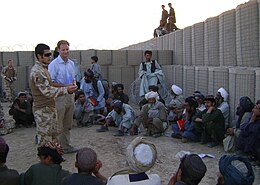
[161,9,168,26]
[30,61,69,146]
[1,66,17,102]
[0,103,15,135]
[169,7,176,23]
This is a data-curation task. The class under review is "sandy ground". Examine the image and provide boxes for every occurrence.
[1,102,260,185]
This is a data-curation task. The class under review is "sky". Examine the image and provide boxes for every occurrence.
[0,0,248,51]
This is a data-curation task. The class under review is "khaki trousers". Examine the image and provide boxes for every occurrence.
[55,94,74,150]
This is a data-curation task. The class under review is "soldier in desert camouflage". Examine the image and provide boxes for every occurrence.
[1,59,17,102]
[30,43,77,146]
[0,103,15,135]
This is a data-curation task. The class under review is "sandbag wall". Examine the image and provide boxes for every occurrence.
[122,0,260,121]
[0,50,173,97]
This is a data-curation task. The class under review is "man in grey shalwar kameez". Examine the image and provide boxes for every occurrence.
[96,100,135,136]
[131,91,167,137]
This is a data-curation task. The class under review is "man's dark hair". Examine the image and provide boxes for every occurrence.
[76,90,85,97]
[37,146,64,164]
[53,47,59,59]
[204,95,216,104]
[149,85,159,92]
[180,154,207,185]
[35,44,50,60]
[144,50,152,55]
[91,56,98,62]
[115,84,124,90]
[84,69,94,78]
[185,96,198,108]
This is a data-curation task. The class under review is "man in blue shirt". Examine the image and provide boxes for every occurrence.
[80,69,105,114]
[48,40,77,154]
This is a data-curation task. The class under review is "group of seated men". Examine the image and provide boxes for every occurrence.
[4,60,259,167]
[0,135,256,185]
[77,72,259,166]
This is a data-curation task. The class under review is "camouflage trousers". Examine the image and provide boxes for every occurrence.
[4,80,15,102]
[33,106,58,146]
[0,118,15,135]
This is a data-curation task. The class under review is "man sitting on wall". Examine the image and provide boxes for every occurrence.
[138,50,165,97]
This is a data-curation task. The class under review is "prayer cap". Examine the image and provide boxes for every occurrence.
[126,137,157,173]
[180,154,207,183]
[171,85,182,95]
[145,91,159,100]
[18,91,27,97]
[111,100,123,108]
[219,155,254,185]
[239,96,254,112]
[217,88,229,102]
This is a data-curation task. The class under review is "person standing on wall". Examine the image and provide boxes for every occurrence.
[161,5,168,26]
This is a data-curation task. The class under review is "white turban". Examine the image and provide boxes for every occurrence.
[126,137,157,173]
[218,87,229,102]
[145,91,159,100]
[171,85,182,95]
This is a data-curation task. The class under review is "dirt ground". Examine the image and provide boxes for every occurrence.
[1,102,260,185]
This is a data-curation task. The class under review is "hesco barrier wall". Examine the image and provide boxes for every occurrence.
[1,0,260,122]
[120,0,260,121]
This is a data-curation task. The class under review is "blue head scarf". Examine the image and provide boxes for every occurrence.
[219,155,254,185]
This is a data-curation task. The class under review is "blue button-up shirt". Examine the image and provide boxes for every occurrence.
[48,55,75,85]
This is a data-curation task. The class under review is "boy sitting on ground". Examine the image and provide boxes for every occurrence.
[97,100,135,136]
[0,137,19,185]
[62,147,107,185]
[23,142,70,185]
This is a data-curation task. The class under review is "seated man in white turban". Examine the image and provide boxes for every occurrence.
[107,137,161,185]
[96,100,135,136]
[168,84,185,107]
[131,91,167,137]
[215,87,230,130]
